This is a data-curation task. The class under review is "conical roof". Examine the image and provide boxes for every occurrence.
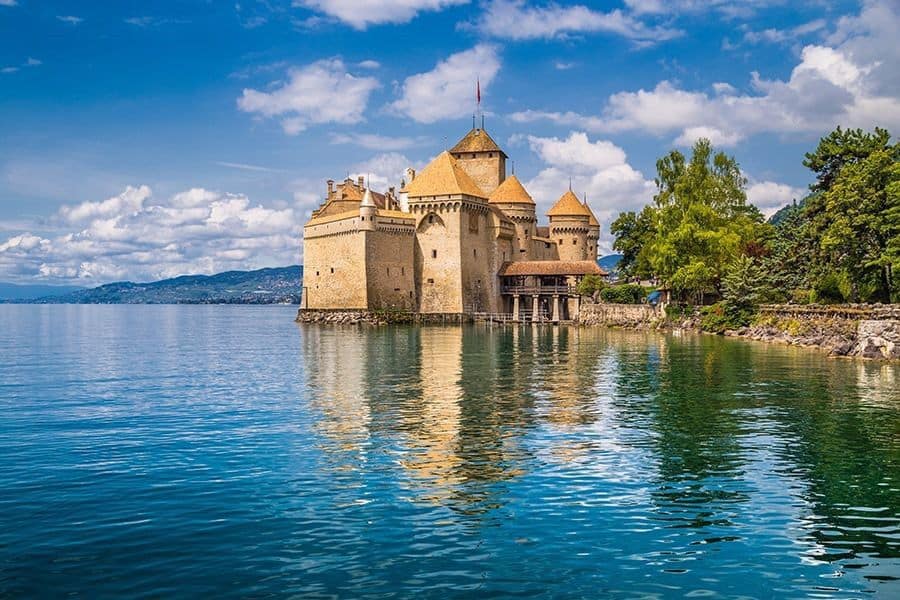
[449,128,507,156]
[361,187,375,207]
[547,189,592,218]
[404,151,487,198]
[488,174,534,205]
[583,199,600,227]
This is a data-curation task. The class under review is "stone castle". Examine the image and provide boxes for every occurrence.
[301,125,606,321]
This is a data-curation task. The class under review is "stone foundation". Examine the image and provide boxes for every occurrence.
[296,309,471,325]
[577,303,663,328]
[728,304,900,360]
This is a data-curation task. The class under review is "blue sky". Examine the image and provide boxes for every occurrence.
[1,0,898,283]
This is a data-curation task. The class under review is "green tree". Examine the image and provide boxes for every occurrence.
[576,274,605,298]
[646,139,764,302]
[610,206,654,279]
[804,128,900,302]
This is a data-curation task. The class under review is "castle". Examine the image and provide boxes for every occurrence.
[301,125,606,321]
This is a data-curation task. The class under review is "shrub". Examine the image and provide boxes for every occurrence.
[700,301,754,334]
[576,274,606,297]
[600,284,644,304]
[811,273,845,304]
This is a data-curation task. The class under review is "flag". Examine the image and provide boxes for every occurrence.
[476,78,481,106]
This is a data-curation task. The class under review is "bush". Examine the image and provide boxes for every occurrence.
[600,284,644,304]
[811,273,845,304]
[576,274,606,297]
[700,301,754,334]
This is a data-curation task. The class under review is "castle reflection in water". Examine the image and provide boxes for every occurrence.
[299,324,899,546]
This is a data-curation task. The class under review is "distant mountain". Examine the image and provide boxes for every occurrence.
[17,266,303,304]
[768,194,813,226]
[0,283,86,301]
[598,254,623,273]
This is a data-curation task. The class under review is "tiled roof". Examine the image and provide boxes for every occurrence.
[583,200,600,227]
[547,190,593,218]
[488,174,534,205]
[499,260,606,277]
[449,128,506,156]
[305,210,359,227]
[404,151,487,198]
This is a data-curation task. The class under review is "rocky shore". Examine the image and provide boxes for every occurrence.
[726,304,900,359]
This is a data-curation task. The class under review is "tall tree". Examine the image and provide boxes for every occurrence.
[610,205,654,279]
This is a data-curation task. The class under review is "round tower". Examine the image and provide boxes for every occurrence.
[547,189,592,262]
[583,196,601,260]
[359,186,377,231]
[488,174,536,260]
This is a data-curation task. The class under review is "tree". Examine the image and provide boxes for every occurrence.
[804,128,899,302]
[610,206,654,279]
[645,139,765,302]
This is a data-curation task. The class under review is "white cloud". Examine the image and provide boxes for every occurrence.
[674,126,743,147]
[25,57,41,67]
[1,67,18,74]
[391,44,500,124]
[237,58,379,135]
[746,181,806,216]
[56,15,83,25]
[625,0,784,18]
[350,152,419,191]
[330,132,427,151]
[0,0,17,6]
[0,186,300,283]
[470,0,682,44]
[295,0,468,29]
[743,18,826,45]
[514,2,900,147]
[521,132,656,253]
[357,60,381,69]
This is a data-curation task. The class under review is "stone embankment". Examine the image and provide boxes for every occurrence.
[727,304,900,360]
[296,309,469,325]
[577,303,664,328]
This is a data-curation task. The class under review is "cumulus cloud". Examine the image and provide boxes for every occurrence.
[625,0,783,18]
[0,186,300,284]
[391,44,500,124]
[743,18,826,45]
[0,0,17,6]
[521,132,655,253]
[237,58,379,135]
[56,15,83,25]
[512,1,900,147]
[295,0,468,29]
[746,180,806,216]
[350,152,418,191]
[470,0,682,44]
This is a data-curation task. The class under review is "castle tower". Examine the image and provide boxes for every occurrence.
[449,126,507,195]
[547,189,592,262]
[488,174,536,261]
[359,186,377,231]
[583,197,601,260]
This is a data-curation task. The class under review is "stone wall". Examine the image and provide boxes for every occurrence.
[731,304,900,359]
[577,303,662,328]
[296,309,471,325]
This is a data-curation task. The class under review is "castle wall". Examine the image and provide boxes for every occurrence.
[413,201,464,313]
[303,217,368,309]
[365,224,416,311]
[453,154,505,196]
[458,206,506,313]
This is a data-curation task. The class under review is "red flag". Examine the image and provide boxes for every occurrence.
[476,78,481,106]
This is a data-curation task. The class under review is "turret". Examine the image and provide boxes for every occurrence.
[547,189,592,262]
[448,126,507,195]
[488,174,536,260]
[360,186,377,231]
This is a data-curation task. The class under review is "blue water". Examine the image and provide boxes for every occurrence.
[1,305,898,598]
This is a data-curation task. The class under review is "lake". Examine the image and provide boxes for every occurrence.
[1,305,898,598]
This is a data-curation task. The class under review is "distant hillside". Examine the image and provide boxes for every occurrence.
[0,283,86,301]
[598,254,623,273]
[768,194,814,226]
[20,266,303,304]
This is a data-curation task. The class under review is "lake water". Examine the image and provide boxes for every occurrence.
[1,305,899,598]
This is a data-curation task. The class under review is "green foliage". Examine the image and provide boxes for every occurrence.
[810,272,846,304]
[600,284,644,304]
[722,255,767,309]
[803,126,893,193]
[576,274,605,297]
[699,302,754,334]
[610,206,655,279]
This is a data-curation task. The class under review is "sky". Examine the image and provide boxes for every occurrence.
[1,0,898,284]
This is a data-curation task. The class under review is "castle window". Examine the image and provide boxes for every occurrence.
[429,215,434,223]
[473,248,477,257]
[427,278,434,284]
[559,239,563,245]
[394,288,401,292]
[316,271,319,276]
[401,267,405,276]
[573,239,577,245]
[471,154,476,158]
[520,249,526,253]
[330,267,334,273]
[387,267,390,275]
[432,250,437,258]
[489,153,493,158]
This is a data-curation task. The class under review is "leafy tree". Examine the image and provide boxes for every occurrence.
[804,128,900,302]
[762,197,822,299]
[576,274,605,298]
[610,206,654,279]
[645,139,765,302]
